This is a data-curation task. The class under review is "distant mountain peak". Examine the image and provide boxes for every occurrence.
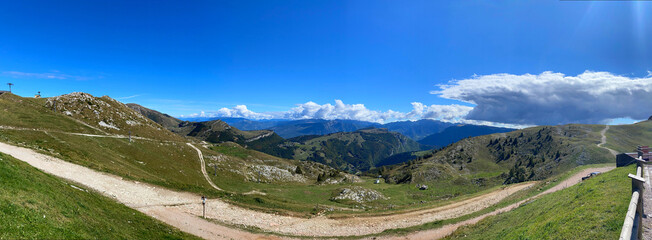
[357,127,389,133]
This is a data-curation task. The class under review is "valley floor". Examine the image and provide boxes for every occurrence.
[0,140,615,239]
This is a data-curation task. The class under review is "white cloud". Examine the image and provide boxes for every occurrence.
[281,100,403,123]
[434,71,652,125]
[406,102,472,121]
[2,71,91,80]
[116,94,142,100]
[180,111,207,118]
[194,100,473,124]
[216,105,274,120]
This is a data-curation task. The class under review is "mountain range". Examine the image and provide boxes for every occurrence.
[418,124,515,148]
[186,117,513,143]
[285,128,426,172]
[135,105,427,172]
[139,106,520,172]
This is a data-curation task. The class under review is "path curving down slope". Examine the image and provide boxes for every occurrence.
[379,125,619,240]
[0,140,533,238]
[379,166,615,240]
[186,143,223,191]
[0,124,621,239]
[598,125,619,156]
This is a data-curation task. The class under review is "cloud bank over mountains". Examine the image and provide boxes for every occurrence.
[200,100,473,124]
[183,71,652,127]
[437,71,652,125]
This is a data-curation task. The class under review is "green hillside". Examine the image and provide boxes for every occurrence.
[604,120,652,153]
[127,103,184,131]
[127,104,295,158]
[0,92,634,220]
[378,124,613,187]
[129,103,427,172]
[0,93,332,199]
[0,92,100,134]
[46,92,184,141]
[0,93,384,215]
[0,152,198,240]
[0,93,514,216]
[288,128,425,172]
[445,165,633,240]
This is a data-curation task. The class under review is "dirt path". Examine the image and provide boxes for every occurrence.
[378,125,619,240]
[0,141,267,239]
[186,143,223,191]
[379,165,616,240]
[0,123,624,239]
[598,125,619,156]
[0,140,536,238]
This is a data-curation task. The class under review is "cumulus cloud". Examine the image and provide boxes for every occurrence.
[200,100,473,124]
[280,100,402,123]
[434,71,652,125]
[181,111,207,118]
[215,105,274,120]
[406,102,472,121]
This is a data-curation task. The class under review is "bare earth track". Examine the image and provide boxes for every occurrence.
[387,125,617,240]
[598,125,619,156]
[0,125,618,239]
[186,143,223,191]
[383,166,615,240]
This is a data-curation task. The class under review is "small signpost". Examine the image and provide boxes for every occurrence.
[201,196,206,218]
[7,83,13,93]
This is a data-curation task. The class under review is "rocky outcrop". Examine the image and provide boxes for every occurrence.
[331,186,387,203]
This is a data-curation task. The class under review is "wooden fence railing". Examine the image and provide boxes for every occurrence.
[619,160,646,240]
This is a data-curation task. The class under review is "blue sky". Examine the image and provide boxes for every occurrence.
[1,1,651,126]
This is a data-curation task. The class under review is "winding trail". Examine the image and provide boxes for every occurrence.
[380,166,615,240]
[381,125,619,240]
[599,125,619,156]
[0,124,619,239]
[0,140,533,239]
[186,143,223,191]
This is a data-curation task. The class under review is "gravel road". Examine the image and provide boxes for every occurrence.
[0,124,622,239]
[0,141,533,239]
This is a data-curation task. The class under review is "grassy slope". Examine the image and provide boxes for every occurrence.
[605,120,652,153]
[0,153,198,240]
[290,128,424,172]
[0,93,100,134]
[46,92,184,141]
[0,129,219,196]
[203,142,515,217]
[381,124,613,186]
[445,164,633,240]
[371,163,613,237]
[0,93,626,219]
[0,93,222,195]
